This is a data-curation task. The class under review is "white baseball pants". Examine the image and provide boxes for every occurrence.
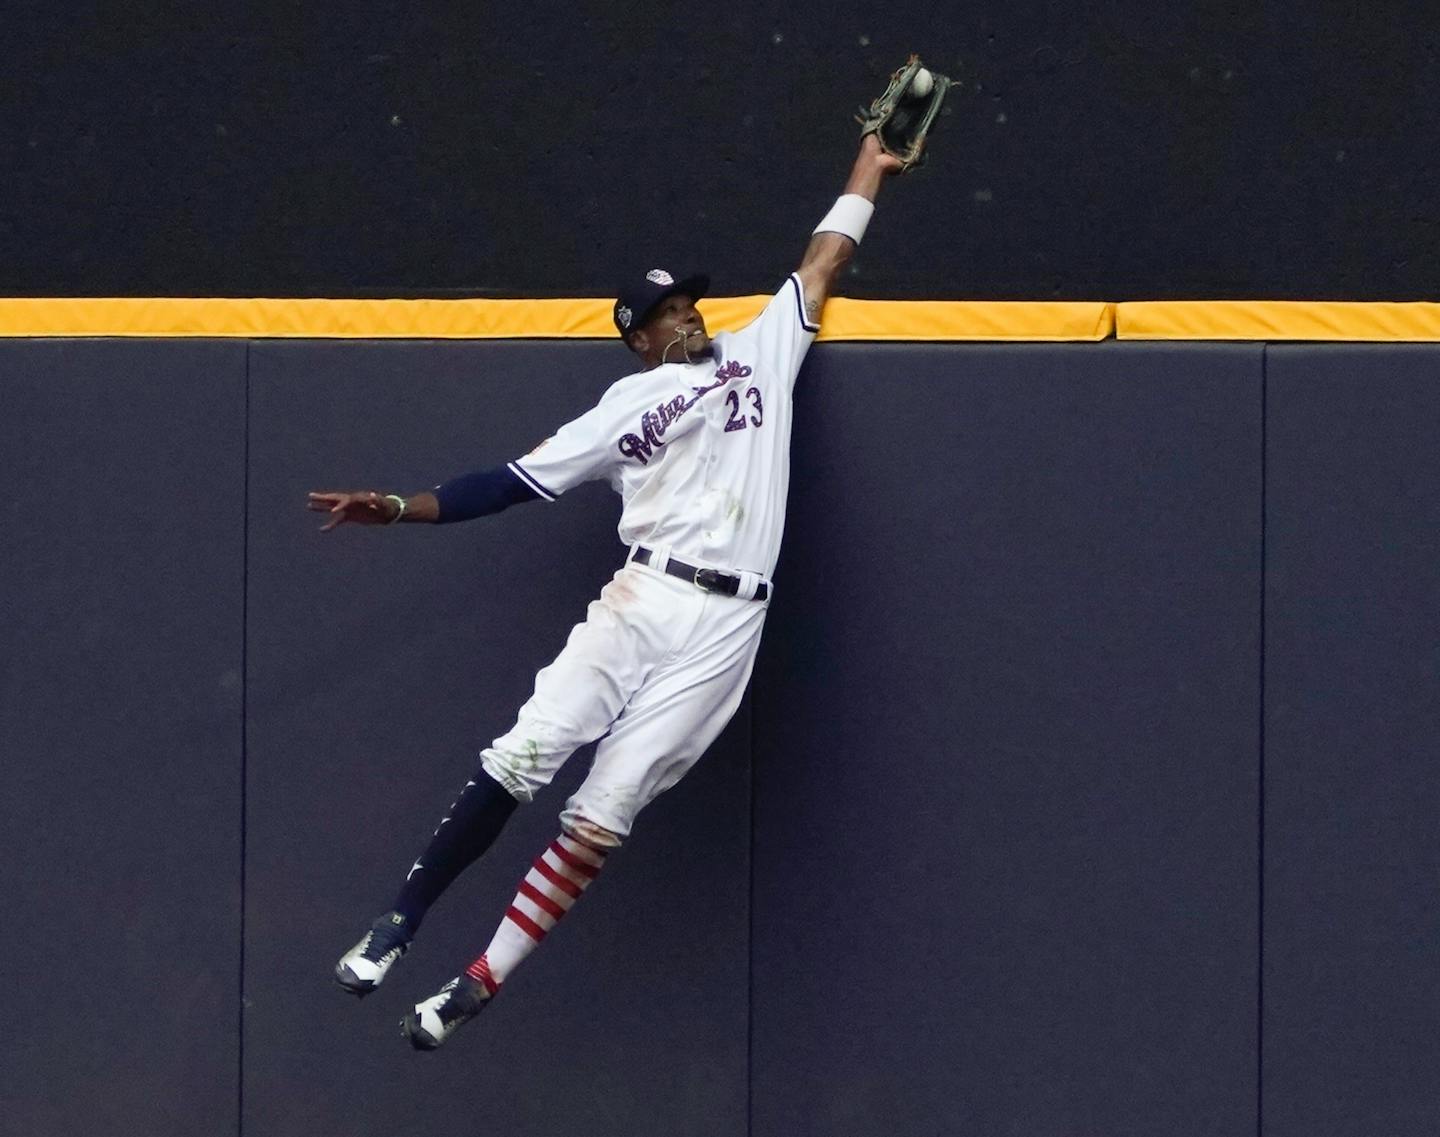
[480,561,768,839]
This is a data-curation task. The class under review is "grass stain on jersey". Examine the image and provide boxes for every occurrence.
[519,739,540,771]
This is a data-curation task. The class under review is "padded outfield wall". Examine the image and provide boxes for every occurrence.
[2,309,1438,1136]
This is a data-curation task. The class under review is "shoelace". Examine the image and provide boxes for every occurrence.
[435,978,485,1026]
[359,923,409,964]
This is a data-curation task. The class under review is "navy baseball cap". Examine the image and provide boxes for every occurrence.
[613,268,710,338]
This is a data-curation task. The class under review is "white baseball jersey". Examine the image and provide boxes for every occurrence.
[479,274,821,836]
[506,273,820,579]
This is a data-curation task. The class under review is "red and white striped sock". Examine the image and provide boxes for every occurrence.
[464,833,609,996]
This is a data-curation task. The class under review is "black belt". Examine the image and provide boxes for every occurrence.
[631,547,768,601]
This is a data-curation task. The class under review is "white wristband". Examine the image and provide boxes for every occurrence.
[812,193,874,244]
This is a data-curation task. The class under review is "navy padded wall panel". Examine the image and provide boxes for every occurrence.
[0,342,246,1136]
[21,334,1438,1136]
[751,343,1263,1137]
[1263,346,1440,1137]
[242,341,747,1137]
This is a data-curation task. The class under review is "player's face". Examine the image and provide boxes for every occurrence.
[640,293,710,363]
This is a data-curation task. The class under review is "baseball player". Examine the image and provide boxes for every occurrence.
[309,132,903,1050]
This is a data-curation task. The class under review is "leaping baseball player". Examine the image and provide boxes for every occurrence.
[310,89,932,1049]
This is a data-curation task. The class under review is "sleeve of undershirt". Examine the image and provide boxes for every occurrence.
[432,465,542,523]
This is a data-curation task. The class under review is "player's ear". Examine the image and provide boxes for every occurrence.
[626,328,648,355]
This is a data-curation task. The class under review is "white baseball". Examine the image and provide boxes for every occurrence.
[911,67,934,99]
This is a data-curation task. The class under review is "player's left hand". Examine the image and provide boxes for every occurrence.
[307,490,397,531]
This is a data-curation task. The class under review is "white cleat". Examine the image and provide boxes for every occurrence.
[334,911,412,997]
[401,975,491,1050]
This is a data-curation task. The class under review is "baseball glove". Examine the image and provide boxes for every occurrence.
[857,55,952,171]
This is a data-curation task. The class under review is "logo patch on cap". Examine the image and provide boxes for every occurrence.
[616,305,633,329]
[645,269,675,286]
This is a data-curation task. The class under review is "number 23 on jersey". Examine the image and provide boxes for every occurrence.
[724,386,764,433]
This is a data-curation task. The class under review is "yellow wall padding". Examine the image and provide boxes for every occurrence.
[814,299,1115,342]
[0,297,1116,342]
[1118,301,1440,341]
[0,298,618,339]
[12,297,1440,342]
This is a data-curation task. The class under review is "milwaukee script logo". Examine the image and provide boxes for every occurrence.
[616,363,752,465]
[713,360,753,380]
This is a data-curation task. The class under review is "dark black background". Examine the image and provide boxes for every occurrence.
[4,0,1437,299]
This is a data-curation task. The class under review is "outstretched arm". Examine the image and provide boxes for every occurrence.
[794,133,904,325]
[307,465,541,530]
[307,489,439,530]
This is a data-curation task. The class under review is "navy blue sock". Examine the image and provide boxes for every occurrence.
[391,769,519,930]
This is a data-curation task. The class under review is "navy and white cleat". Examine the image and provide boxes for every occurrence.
[401,975,491,1050]
[334,911,412,997]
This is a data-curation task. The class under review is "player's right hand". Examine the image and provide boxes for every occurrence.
[307,491,396,531]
